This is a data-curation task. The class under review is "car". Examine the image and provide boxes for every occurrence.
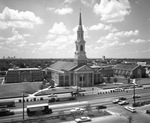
[125,106,136,113]
[113,99,120,104]
[119,97,126,100]
[132,94,140,98]
[119,101,129,105]
[96,105,107,109]
[75,116,91,123]
[0,108,15,117]
[70,107,85,114]
[146,109,150,114]
[113,97,126,104]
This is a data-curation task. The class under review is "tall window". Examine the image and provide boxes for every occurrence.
[80,45,83,51]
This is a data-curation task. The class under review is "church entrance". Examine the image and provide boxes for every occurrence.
[79,75,85,87]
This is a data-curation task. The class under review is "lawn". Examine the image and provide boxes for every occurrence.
[0,82,42,98]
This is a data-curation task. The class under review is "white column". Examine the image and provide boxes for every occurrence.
[92,72,94,86]
[69,72,71,86]
[63,73,65,86]
[87,73,89,86]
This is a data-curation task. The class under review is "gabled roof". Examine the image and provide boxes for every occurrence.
[48,61,77,72]
[74,65,93,72]
[113,63,138,71]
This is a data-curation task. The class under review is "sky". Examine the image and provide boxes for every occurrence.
[0,0,150,59]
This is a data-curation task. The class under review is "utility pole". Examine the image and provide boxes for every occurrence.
[133,84,136,105]
[22,93,25,120]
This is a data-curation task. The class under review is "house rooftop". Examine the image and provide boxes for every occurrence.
[113,63,138,71]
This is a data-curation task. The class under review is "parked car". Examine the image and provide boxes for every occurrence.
[146,109,150,114]
[119,101,129,105]
[132,94,140,98]
[75,116,91,123]
[96,105,107,109]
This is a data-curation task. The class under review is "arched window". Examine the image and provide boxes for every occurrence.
[80,45,83,51]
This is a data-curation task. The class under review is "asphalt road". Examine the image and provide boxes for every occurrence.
[1,88,150,123]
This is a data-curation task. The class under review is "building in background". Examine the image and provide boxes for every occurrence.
[113,63,146,78]
[102,56,106,61]
[6,68,43,83]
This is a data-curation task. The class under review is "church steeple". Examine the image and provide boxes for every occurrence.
[74,11,87,66]
[79,12,82,26]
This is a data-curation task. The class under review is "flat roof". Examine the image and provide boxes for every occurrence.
[8,68,40,71]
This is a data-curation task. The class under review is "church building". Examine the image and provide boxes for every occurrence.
[47,12,100,87]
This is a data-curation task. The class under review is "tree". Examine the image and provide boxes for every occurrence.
[113,77,118,84]
[85,104,92,115]
[128,78,130,84]
[58,111,66,120]
[96,106,101,112]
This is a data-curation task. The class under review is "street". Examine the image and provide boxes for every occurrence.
[1,88,150,123]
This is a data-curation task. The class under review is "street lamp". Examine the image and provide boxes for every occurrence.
[133,84,136,105]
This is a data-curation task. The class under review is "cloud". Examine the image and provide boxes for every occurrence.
[96,30,139,49]
[40,35,71,51]
[55,7,73,15]
[17,40,27,47]
[48,22,70,35]
[64,0,75,3]
[93,0,131,23]
[89,23,105,30]
[46,7,55,11]
[89,23,118,32]
[130,39,146,44]
[7,30,24,43]
[81,0,94,7]
[0,7,43,29]
[115,30,139,37]
[46,34,56,39]
[23,34,31,37]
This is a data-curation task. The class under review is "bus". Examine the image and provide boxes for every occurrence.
[26,103,53,116]
[0,100,15,107]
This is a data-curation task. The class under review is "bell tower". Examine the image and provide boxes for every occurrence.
[74,12,87,66]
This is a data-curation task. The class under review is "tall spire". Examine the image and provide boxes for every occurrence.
[74,10,87,66]
[79,9,82,26]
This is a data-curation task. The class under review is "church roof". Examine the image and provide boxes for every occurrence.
[48,61,77,72]
[113,63,139,71]
[74,65,93,72]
